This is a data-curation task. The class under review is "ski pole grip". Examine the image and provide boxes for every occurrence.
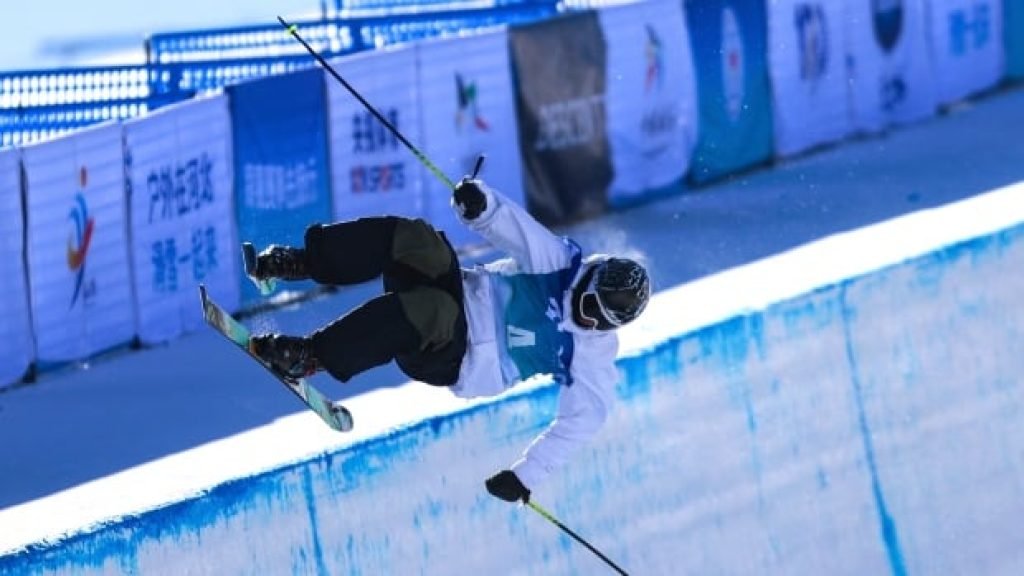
[471,154,485,179]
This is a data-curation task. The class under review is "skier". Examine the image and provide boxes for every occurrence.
[247,176,651,504]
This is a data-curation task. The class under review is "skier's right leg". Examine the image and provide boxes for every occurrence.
[304,216,455,286]
[250,216,453,288]
[247,244,310,282]
[246,216,399,286]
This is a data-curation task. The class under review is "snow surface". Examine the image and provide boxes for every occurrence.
[0,86,1023,574]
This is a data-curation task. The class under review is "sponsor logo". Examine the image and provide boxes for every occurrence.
[872,0,904,53]
[67,167,95,308]
[640,23,680,158]
[881,74,908,112]
[721,7,746,122]
[455,73,490,132]
[545,297,561,323]
[949,2,992,57]
[644,24,664,94]
[533,94,605,152]
[350,108,405,194]
[795,3,830,85]
[507,325,536,348]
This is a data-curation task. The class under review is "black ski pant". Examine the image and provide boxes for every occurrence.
[302,216,467,386]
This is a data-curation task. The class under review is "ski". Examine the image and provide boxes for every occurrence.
[242,242,277,296]
[198,284,354,432]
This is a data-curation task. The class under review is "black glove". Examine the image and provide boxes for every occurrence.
[485,470,530,503]
[453,177,487,220]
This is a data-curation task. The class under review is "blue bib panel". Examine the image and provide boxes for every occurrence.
[491,239,583,387]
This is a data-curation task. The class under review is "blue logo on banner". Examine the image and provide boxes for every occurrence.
[872,0,904,53]
[687,0,773,183]
[795,4,829,83]
[721,6,746,123]
[644,24,664,94]
[949,3,992,56]
[350,108,406,194]
[67,187,95,309]
[873,0,908,111]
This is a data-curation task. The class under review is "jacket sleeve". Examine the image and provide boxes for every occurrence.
[454,180,572,274]
[510,333,619,490]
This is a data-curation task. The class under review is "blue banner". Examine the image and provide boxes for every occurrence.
[685,0,774,184]
[1009,0,1024,79]
[229,68,333,304]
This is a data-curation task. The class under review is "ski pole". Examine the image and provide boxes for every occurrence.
[526,500,630,575]
[278,16,457,190]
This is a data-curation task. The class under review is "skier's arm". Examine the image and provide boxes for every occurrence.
[452,178,570,273]
[509,338,619,491]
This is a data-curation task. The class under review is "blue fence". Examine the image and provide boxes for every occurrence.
[0,66,191,147]
[147,3,558,64]
[2,2,560,148]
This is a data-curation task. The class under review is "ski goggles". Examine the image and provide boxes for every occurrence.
[577,269,622,330]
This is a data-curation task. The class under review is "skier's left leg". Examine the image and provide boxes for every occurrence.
[248,291,420,382]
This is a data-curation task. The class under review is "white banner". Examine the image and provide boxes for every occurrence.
[0,148,33,387]
[21,122,134,363]
[125,94,239,345]
[768,0,853,157]
[845,0,938,132]
[927,0,1004,105]
[327,45,425,224]
[599,0,698,204]
[416,30,526,248]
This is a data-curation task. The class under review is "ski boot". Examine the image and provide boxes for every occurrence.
[242,242,310,296]
[249,333,320,383]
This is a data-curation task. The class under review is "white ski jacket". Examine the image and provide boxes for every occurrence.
[450,182,619,490]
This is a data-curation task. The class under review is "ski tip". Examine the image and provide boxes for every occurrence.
[198,284,208,302]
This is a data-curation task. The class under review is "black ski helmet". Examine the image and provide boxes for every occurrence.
[578,257,651,329]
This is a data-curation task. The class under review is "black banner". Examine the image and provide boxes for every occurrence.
[510,12,611,226]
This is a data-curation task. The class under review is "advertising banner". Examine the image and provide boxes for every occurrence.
[125,94,239,344]
[927,0,1004,104]
[416,30,526,249]
[229,67,333,304]
[685,0,774,183]
[767,0,853,157]
[0,148,33,387]
[1008,0,1024,78]
[845,0,938,132]
[21,122,134,363]
[326,45,425,224]
[599,0,699,206]
[510,12,612,226]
